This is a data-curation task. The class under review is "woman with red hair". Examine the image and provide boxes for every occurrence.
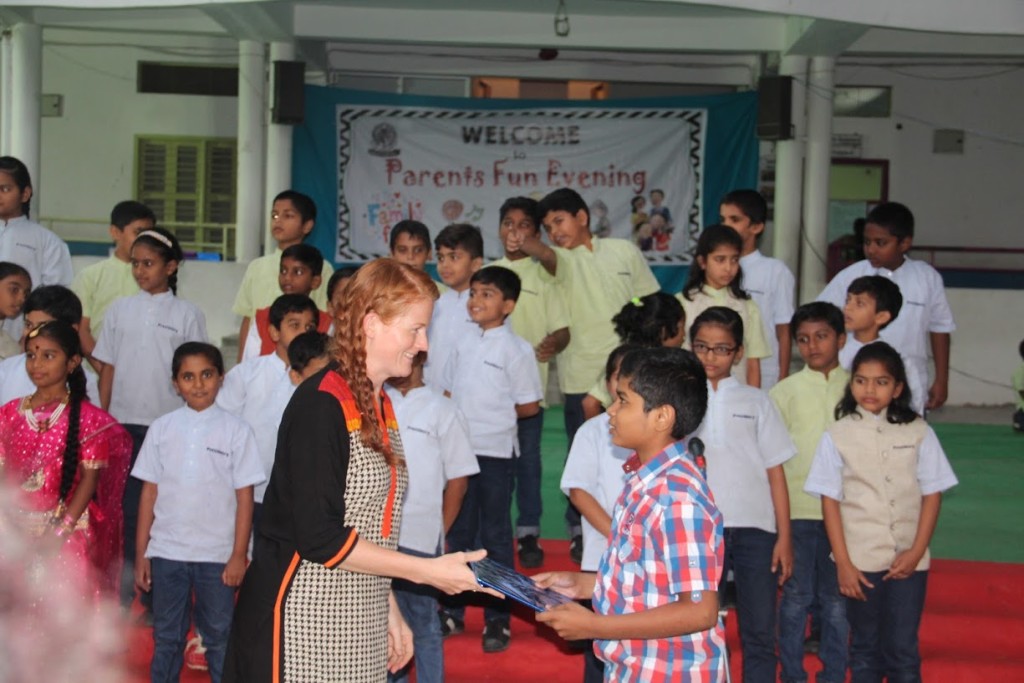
[225,258,488,683]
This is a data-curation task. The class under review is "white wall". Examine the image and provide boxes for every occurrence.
[39,28,239,237]
[944,288,1022,406]
[832,61,1024,250]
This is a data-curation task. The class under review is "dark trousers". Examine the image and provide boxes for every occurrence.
[122,423,151,611]
[720,527,779,683]
[846,570,928,683]
[444,455,514,623]
[778,520,849,683]
[562,393,587,534]
[514,409,544,537]
[389,547,444,683]
[150,558,235,683]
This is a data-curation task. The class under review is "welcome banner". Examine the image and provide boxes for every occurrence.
[294,87,758,274]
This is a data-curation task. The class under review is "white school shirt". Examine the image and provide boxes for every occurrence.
[92,290,208,425]
[216,353,294,503]
[0,216,74,288]
[441,324,543,458]
[804,413,957,571]
[740,250,795,390]
[131,404,265,563]
[805,419,957,503]
[385,384,479,555]
[559,412,631,571]
[0,216,74,340]
[0,353,100,405]
[839,337,928,417]
[423,287,476,392]
[694,376,796,532]
[818,257,955,390]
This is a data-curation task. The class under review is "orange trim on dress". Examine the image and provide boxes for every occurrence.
[381,463,397,539]
[317,372,400,539]
[324,528,359,569]
[272,552,302,683]
[317,370,363,432]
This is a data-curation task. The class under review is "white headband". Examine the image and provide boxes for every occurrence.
[137,230,173,249]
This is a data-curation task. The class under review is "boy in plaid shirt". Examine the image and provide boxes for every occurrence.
[536,347,725,682]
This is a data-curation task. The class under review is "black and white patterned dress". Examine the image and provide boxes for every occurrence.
[225,365,407,683]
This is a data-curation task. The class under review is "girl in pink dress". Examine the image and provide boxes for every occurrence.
[0,320,131,597]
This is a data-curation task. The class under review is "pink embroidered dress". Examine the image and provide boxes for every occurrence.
[0,397,132,597]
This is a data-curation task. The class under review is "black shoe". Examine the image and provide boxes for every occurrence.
[439,610,464,638]
[569,534,583,565]
[482,619,511,653]
[517,535,544,568]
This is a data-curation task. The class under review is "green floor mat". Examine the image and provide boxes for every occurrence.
[522,408,1024,562]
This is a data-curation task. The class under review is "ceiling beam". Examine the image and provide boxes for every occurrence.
[0,7,36,27]
[294,3,785,53]
[639,0,1024,37]
[784,17,868,57]
[201,1,293,42]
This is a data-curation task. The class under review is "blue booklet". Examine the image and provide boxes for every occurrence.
[470,557,574,612]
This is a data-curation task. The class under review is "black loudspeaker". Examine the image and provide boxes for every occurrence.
[272,60,305,125]
[757,75,793,141]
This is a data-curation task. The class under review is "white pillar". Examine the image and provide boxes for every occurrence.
[235,40,266,263]
[0,33,14,154]
[771,56,807,278]
[8,23,42,211]
[264,41,295,252]
[799,56,834,303]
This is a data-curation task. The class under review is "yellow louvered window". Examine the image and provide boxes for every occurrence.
[135,136,237,259]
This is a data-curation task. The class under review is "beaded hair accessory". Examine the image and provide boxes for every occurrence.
[631,296,643,307]
[137,230,173,249]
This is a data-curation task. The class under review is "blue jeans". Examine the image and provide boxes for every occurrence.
[150,558,236,683]
[389,547,444,683]
[778,520,849,683]
[515,409,544,537]
[562,394,586,535]
[122,424,149,611]
[720,527,779,683]
[846,570,927,683]
[444,456,514,623]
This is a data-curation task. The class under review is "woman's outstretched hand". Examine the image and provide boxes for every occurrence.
[424,549,502,598]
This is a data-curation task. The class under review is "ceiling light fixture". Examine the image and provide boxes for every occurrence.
[554,0,570,38]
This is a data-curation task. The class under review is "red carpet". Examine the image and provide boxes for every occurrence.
[125,545,1024,682]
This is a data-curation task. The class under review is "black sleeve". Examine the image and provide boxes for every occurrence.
[270,377,358,567]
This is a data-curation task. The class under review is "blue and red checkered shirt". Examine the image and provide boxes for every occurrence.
[593,440,726,682]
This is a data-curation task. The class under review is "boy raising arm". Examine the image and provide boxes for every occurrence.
[536,347,725,682]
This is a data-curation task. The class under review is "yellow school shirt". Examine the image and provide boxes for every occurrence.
[72,256,138,339]
[490,256,570,399]
[541,237,659,394]
[768,365,850,520]
[677,285,771,384]
[232,248,334,317]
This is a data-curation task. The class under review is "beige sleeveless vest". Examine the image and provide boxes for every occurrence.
[829,409,930,573]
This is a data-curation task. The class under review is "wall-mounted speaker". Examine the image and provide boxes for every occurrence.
[757,76,793,141]
[272,60,305,125]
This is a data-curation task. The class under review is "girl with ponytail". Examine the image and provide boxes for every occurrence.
[0,321,131,597]
[92,225,206,609]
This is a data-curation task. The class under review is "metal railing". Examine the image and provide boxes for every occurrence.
[39,216,236,261]
[909,245,1024,274]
